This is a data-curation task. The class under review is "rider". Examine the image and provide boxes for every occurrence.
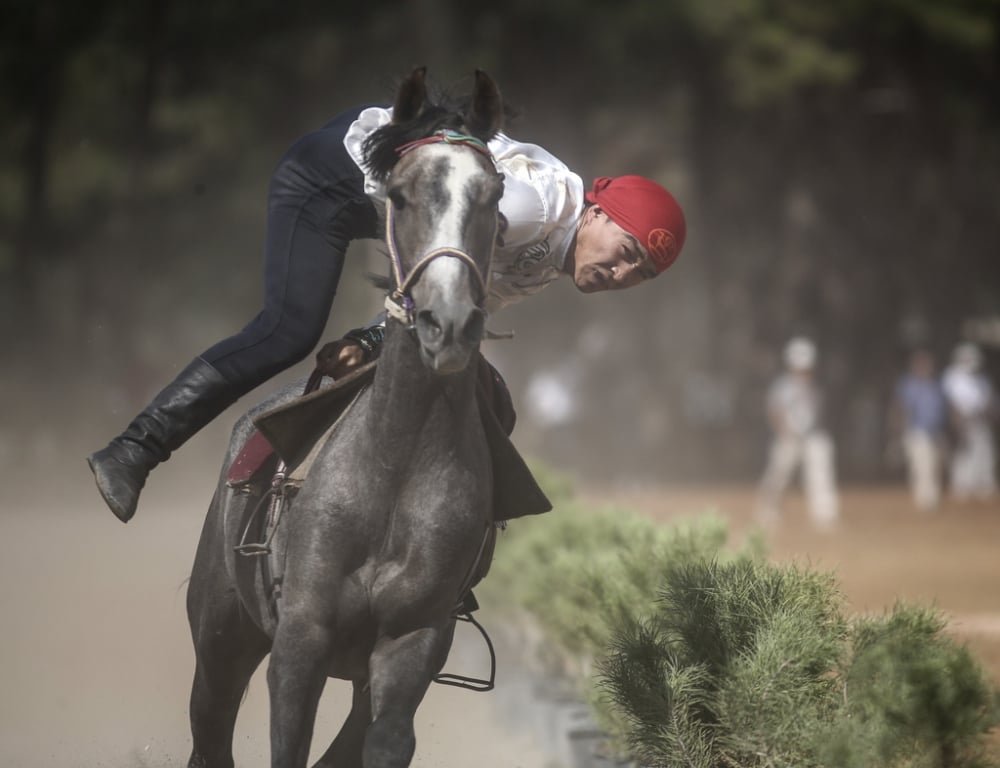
[87,103,687,524]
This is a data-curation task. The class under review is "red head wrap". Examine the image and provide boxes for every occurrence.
[585,175,686,273]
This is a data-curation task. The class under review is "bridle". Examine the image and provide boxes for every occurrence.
[383,130,500,325]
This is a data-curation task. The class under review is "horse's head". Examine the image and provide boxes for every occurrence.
[365,68,505,375]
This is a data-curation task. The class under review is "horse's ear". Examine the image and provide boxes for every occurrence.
[393,66,428,124]
[463,70,504,141]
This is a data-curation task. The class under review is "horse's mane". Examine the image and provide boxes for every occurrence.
[363,104,463,182]
[364,270,393,292]
[362,79,519,182]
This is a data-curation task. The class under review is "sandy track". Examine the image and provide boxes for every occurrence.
[5,446,999,766]
[0,454,551,768]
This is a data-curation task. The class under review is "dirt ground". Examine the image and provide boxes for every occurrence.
[3,449,998,766]
[0,452,552,768]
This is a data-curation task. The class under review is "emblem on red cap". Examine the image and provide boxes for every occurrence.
[647,228,678,271]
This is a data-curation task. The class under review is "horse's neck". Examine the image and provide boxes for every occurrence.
[365,322,478,455]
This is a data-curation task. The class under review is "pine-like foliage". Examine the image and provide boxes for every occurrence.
[489,469,1000,768]
[599,560,847,767]
[819,605,1000,768]
[597,561,999,768]
[484,466,762,667]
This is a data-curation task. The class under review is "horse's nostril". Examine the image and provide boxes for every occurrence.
[416,310,442,341]
[462,309,486,345]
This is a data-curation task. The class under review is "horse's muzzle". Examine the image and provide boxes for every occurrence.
[415,305,485,374]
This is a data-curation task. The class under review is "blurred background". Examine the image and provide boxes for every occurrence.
[2,0,999,490]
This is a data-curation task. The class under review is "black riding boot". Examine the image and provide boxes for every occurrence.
[87,357,240,523]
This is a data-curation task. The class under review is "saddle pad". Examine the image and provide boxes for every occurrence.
[226,362,376,487]
[254,361,378,469]
[477,382,552,521]
[286,385,367,485]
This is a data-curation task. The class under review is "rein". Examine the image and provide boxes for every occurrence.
[383,130,499,325]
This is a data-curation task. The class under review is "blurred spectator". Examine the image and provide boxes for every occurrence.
[942,343,997,502]
[890,348,949,512]
[756,337,839,530]
[525,366,579,428]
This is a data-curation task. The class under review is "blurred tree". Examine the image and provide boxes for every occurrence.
[1,0,997,481]
[0,0,113,275]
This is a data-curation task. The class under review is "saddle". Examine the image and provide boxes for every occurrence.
[227,356,551,523]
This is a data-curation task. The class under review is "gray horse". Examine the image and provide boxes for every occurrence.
[186,68,507,768]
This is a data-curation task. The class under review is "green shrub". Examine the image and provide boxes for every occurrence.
[485,467,761,662]
[599,560,847,767]
[819,604,1000,768]
[488,468,1000,768]
[597,561,999,768]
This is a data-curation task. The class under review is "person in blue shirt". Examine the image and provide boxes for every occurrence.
[892,348,950,511]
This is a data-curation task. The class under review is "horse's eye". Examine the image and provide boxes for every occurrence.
[388,187,406,210]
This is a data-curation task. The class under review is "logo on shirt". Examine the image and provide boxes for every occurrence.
[513,239,551,271]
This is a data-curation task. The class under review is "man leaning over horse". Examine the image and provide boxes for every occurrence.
[88,72,688,524]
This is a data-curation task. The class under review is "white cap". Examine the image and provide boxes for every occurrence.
[784,336,817,370]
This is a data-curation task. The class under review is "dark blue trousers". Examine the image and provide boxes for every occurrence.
[200,106,379,392]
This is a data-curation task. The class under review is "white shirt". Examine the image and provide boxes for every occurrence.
[942,365,994,419]
[768,373,823,437]
[343,107,584,313]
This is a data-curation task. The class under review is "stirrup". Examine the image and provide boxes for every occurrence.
[433,612,496,692]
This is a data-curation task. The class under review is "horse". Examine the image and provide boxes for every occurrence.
[185,67,508,768]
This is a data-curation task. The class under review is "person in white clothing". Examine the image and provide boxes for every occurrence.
[941,343,997,502]
[756,337,840,530]
[88,73,688,524]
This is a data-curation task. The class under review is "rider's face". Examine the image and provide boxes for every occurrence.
[565,206,657,293]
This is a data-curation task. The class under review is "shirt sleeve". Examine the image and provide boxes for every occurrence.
[343,106,393,200]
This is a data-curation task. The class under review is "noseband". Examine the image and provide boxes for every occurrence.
[383,131,499,325]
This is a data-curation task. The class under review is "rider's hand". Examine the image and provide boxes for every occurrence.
[316,339,367,380]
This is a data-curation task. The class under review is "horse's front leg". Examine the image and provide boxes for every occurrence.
[363,623,456,768]
[268,613,334,768]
